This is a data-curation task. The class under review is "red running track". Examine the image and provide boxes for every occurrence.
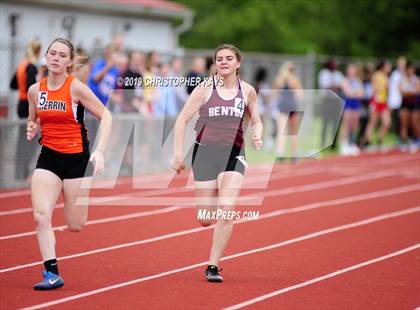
[0,151,419,309]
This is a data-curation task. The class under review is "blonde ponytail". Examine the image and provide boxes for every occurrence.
[68,53,89,73]
[26,39,42,64]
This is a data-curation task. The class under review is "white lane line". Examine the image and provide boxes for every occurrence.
[36,166,417,208]
[0,187,190,216]
[255,152,416,171]
[0,189,31,199]
[0,152,415,200]
[0,161,357,215]
[0,161,272,200]
[0,171,178,199]
[0,166,314,216]
[0,207,34,216]
[1,183,417,273]
[0,173,417,241]
[0,205,183,240]
[223,244,420,310]
[21,207,420,310]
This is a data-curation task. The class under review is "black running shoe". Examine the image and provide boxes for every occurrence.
[205,265,223,282]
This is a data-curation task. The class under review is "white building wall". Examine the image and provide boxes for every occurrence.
[1,3,175,50]
[0,2,177,99]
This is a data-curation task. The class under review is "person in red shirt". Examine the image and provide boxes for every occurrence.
[27,38,112,290]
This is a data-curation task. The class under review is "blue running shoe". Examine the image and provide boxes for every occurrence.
[33,271,64,290]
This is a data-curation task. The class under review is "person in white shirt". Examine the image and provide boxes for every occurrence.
[388,56,407,141]
[318,59,343,150]
[399,61,420,151]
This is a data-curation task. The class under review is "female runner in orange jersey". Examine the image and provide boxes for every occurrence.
[27,38,112,290]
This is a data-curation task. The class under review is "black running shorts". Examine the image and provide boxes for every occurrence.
[192,141,246,181]
[36,146,93,180]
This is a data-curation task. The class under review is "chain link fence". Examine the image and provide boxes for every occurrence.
[2,41,400,189]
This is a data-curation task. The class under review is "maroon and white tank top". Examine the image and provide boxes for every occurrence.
[195,77,247,147]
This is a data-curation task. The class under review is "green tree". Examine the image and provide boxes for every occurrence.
[175,0,420,57]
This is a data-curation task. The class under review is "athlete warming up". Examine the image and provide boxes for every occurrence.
[27,38,112,290]
[171,44,263,282]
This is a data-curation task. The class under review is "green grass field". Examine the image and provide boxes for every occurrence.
[245,117,400,164]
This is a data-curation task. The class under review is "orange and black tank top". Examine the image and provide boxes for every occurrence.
[36,75,88,154]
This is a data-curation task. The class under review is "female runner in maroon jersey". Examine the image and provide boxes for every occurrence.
[172,44,263,282]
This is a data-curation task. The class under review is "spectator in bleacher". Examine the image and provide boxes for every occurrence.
[147,50,160,75]
[37,56,49,80]
[10,39,41,119]
[87,46,124,153]
[340,63,364,155]
[142,51,161,116]
[254,67,273,151]
[109,52,130,113]
[10,39,42,180]
[170,57,189,111]
[206,56,216,76]
[72,48,90,84]
[399,61,420,151]
[254,67,270,115]
[110,51,140,174]
[153,62,178,118]
[318,59,343,150]
[119,51,145,113]
[363,60,392,150]
[357,63,374,146]
[388,56,407,142]
[186,57,206,94]
[112,33,125,52]
[272,61,303,160]
[87,44,119,105]
[170,56,184,76]
[144,62,177,170]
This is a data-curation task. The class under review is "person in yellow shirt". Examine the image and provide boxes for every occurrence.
[363,60,392,148]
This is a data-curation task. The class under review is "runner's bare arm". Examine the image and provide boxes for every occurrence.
[72,79,112,174]
[172,84,210,172]
[245,85,263,149]
[27,83,39,141]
